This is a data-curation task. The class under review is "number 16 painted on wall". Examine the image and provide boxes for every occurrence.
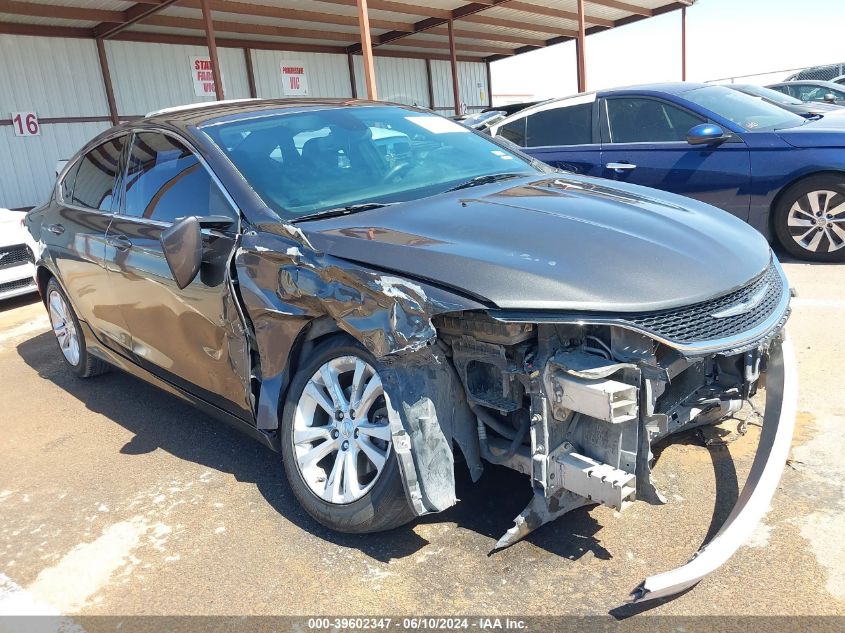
[12,112,40,137]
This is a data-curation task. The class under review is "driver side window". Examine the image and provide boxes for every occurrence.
[605,98,704,143]
[123,132,235,224]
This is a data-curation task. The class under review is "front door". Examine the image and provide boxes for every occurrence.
[599,96,752,220]
[106,131,252,419]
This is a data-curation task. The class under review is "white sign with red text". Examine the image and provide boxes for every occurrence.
[190,56,218,97]
[281,62,309,96]
[11,111,39,137]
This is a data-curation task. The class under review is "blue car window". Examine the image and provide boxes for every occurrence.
[525,103,592,147]
[606,98,703,143]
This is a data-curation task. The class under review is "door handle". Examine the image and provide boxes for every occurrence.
[46,223,65,235]
[606,162,637,171]
[107,235,133,251]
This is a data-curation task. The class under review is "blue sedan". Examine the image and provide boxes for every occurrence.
[488,83,845,261]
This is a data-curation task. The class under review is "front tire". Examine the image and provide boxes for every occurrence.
[280,336,414,533]
[45,278,109,378]
[774,175,845,262]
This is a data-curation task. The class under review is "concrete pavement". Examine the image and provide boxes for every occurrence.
[0,259,842,617]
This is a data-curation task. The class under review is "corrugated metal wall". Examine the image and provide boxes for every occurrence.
[0,33,488,209]
[353,56,429,107]
[431,60,489,113]
[105,40,251,116]
[251,50,352,99]
[0,35,111,209]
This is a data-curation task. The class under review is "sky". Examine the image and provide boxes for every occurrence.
[491,0,845,103]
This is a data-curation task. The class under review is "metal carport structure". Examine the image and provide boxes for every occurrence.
[0,0,693,208]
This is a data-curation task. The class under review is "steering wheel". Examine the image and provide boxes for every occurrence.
[381,161,414,183]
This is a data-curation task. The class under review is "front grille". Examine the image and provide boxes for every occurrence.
[0,277,36,294]
[0,244,34,270]
[620,263,784,344]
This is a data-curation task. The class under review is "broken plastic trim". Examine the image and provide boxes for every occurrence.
[628,335,798,604]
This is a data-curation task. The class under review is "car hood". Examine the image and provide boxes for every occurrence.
[0,208,27,248]
[299,175,772,312]
[776,115,845,147]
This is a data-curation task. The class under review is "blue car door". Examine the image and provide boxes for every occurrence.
[598,95,752,220]
[491,96,603,176]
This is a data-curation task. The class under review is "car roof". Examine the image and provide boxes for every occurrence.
[769,80,845,89]
[141,98,424,128]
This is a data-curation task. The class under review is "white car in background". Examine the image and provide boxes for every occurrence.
[0,208,37,301]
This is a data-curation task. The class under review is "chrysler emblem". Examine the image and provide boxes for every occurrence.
[711,284,769,319]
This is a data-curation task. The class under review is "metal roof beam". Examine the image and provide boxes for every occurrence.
[142,14,358,43]
[508,1,614,27]
[348,0,515,54]
[93,0,181,39]
[586,0,652,15]
[315,0,451,20]
[0,0,124,22]
[177,0,413,32]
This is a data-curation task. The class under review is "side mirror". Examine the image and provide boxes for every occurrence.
[687,123,729,146]
[160,216,202,290]
[824,93,837,103]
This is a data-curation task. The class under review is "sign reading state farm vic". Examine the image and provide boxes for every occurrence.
[281,62,309,96]
[190,56,218,97]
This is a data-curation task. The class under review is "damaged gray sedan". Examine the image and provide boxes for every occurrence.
[25,100,797,604]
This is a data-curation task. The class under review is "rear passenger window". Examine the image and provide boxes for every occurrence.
[497,118,526,146]
[59,161,80,202]
[123,132,234,223]
[70,137,125,212]
[525,103,592,147]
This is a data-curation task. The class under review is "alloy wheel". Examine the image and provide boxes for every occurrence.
[787,189,845,253]
[48,289,80,366]
[292,356,392,505]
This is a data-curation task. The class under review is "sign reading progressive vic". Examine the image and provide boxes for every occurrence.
[281,63,309,96]
[190,56,218,97]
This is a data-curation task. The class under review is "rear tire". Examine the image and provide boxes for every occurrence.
[280,336,414,533]
[45,278,110,378]
[773,175,845,262]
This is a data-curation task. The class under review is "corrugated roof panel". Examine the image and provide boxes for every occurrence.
[353,55,429,106]
[250,48,353,98]
[125,23,353,49]
[19,0,132,9]
[0,120,110,209]
[0,33,109,117]
[104,39,251,116]
[159,6,366,35]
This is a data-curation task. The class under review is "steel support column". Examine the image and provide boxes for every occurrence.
[95,38,119,125]
[576,0,586,93]
[356,0,378,100]
[244,48,257,98]
[681,6,687,81]
[448,19,460,115]
[199,0,224,100]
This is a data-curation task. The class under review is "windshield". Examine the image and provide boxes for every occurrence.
[735,84,804,106]
[682,85,806,131]
[201,105,538,219]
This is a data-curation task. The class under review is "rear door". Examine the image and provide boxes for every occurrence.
[599,96,752,220]
[48,135,129,345]
[105,130,252,419]
[491,96,602,175]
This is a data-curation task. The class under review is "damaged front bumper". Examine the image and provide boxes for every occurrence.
[628,335,798,603]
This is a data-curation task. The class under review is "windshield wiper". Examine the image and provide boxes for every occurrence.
[445,172,532,192]
[291,202,394,223]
